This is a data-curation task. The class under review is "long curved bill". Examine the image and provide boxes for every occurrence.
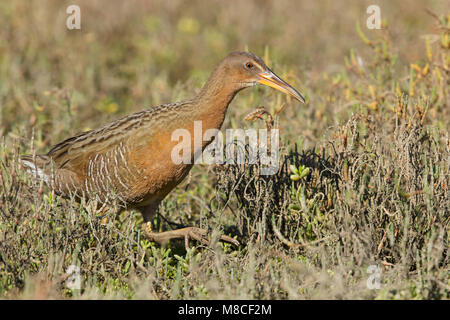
[258,69,305,103]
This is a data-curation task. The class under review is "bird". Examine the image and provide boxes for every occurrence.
[21,51,305,248]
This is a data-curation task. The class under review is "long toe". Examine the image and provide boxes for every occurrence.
[187,227,210,246]
[219,235,240,247]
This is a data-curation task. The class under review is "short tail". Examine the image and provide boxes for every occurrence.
[20,154,51,182]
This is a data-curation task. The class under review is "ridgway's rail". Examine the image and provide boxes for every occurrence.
[21,51,305,248]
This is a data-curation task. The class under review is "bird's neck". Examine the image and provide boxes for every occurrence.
[191,67,241,132]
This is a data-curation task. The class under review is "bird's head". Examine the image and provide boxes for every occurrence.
[220,51,305,103]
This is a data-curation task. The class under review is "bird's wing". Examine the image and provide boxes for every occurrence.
[46,101,185,173]
[47,112,148,173]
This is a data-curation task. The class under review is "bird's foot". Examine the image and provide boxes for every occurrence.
[144,223,239,250]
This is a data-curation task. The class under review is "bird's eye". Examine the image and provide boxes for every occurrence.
[245,62,254,69]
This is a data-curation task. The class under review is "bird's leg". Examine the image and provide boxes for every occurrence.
[140,202,239,249]
[143,223,240,250]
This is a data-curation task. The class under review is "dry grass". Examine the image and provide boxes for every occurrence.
[0,1,449,299]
